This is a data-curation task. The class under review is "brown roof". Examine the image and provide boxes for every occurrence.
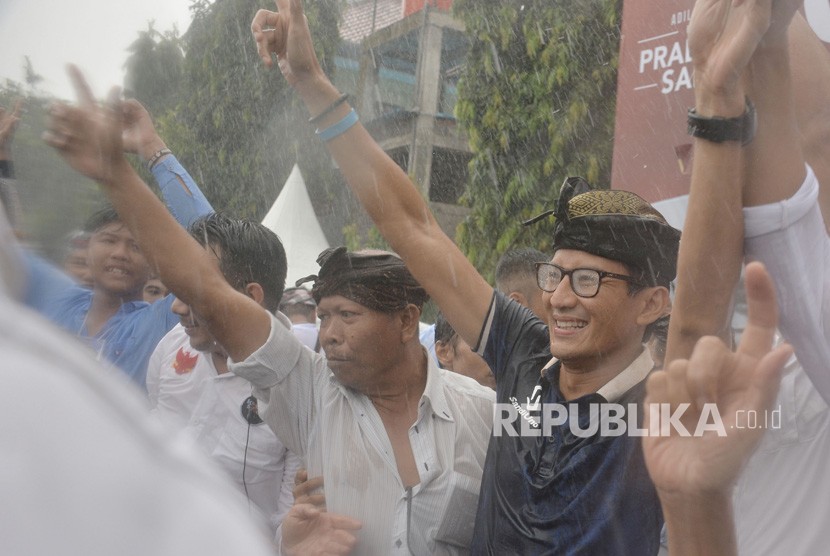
[340,0,405,43]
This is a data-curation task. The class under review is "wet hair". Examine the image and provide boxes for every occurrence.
[189,212,287,313]
[495,247,548,295]
[433,312,458,347]
[83,206,124,234]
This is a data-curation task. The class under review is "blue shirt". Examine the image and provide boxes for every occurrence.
[470,292,662,555]
[24,155,213,388]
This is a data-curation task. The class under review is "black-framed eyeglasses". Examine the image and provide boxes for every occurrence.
[535,262,643,298]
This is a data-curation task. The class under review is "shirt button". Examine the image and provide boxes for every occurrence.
[395,539,402,548]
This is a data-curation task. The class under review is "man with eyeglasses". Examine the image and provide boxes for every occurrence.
[247,1,679,551]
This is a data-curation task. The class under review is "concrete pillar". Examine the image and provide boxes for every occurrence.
[408,11,444,198]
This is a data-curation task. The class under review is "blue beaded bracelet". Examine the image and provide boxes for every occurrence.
[316,108,359,142]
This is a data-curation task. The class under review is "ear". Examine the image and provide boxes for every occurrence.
[635,286,671,328]
[398,304,422,343]
[434,340,454,370]
[508,291,527,306]
[244,282,266,306]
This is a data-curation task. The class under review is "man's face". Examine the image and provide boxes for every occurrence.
[170,243,226,354]
[317,295,402,391]
[64,247,93,288]
[171,296,221,353]
[436,336,495,389]
[87,222,151,297]
[543,249,647,370]
[143,278,169,304]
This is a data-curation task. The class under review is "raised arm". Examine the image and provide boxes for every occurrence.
[44,66,270,362]
[663,0,762,363]
[251,0,493,346]
[121,99,214,227]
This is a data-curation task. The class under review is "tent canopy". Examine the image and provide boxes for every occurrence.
[261,164,330,287]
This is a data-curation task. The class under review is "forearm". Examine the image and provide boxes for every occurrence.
[293,77,493,344]
[665,91,744,364]
[151,155,214,228]
[660,491,737,556]
[744,37,805,207]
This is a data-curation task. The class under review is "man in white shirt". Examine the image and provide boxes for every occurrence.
[146,212,301,541]
[279,286,319,351]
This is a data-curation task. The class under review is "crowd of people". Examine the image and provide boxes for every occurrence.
[0,0,827,554]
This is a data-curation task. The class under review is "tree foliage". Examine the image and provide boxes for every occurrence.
[123,22,185,117]
[453,0,620,279]
[124,0,343,222]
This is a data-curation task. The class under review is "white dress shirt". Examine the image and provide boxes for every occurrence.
[148,324,301,540]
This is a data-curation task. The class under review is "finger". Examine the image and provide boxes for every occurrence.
[67,65,96,108]
[687,335,731,407]
[296,493,325,508]
[42,129,68,150]
[251,10,279,67]
[644,370,668,431]
[106,86,125,132]
[665,357,692,409]
[275,0,290,14]
[290,0,305,23]
[293,468,308,486]
[122,98,142,118]
[294,475,324,498]
[737,261,779,359]
[290,502,321,521]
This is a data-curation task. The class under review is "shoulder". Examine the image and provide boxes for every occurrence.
[438,368,496,405]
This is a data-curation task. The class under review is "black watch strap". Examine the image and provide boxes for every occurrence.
[687,97,756,146]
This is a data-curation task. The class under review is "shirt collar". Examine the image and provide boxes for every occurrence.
[418,351,454,423]
[596,347,654,402]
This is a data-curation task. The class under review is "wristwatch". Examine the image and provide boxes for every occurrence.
[687,97,756,146]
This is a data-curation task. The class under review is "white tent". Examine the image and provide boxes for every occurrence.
[261,164,330,287]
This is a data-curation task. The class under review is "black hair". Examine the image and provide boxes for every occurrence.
[495,247,549,293]
[434,312,458,346]
[189,212,287,313]
[83,206,122,233]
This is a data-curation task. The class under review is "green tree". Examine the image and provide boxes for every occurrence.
[155,0,343,221]
[453,0,620,279]
[123,23,185,116]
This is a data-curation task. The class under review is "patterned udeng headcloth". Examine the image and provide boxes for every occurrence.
[296,247,429,313]
[525,177,681,286]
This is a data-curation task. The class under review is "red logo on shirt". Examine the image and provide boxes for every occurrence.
[173,347,199,374]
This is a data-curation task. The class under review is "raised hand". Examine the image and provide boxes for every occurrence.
[43,65,128,184]
[281,503,361,556]
[121,99,167,161]
[643,262,792,497]
[0,100,23,158]
[251,0,325,90]
[688,0,772,103]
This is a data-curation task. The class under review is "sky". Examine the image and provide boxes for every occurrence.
[0,0,197,100]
